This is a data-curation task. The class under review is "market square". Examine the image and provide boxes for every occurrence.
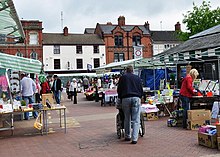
[1,0,220,157]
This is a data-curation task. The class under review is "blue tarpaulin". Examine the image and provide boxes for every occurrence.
[141,69,171,90]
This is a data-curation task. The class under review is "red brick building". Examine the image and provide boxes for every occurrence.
[94,16,153,64]
[0,20,43,62]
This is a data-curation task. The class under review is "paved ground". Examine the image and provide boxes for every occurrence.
[0,93,220,157]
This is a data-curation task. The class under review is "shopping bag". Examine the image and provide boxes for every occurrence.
[34,112,42,130]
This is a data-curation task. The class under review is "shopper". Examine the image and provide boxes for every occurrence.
[41,76,50,94]
[69,78,77,103]
[20,73,38,120]
[179,68,199,129]
[83,77,89,91]
[51,75,62,104]
[117,65,143,144]
[66,80,71,99]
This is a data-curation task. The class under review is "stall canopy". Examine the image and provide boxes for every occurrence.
[93,58,143,72]
[0,0,24,44]
[153,24,220,64]
[0,52,42,74]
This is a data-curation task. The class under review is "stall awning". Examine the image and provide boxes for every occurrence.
[0,52,42,74]
[93,58,142,71]
[0,0,24,44]
[153,24,220,64]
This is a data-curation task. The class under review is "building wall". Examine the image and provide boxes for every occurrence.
[153,43,179,55]
[101,30,152,64]
[43,45,106,72]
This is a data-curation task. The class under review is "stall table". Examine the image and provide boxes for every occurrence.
[100,89,118,106]
[190,96,220,110]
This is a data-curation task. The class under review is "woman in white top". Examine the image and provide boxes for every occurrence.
[69,78,77,101]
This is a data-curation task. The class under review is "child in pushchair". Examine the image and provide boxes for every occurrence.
[116,99,145,139]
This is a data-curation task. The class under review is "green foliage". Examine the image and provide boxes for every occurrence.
[178,1,220,41]
[20,100,26,106]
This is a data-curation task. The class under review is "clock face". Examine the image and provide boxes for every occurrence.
[135,50,142,56]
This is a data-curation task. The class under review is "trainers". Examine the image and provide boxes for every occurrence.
[131,141,137,144]
[124,138,131,141]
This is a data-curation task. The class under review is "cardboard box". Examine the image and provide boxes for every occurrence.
[187,120,210,130]
[216,124,220,137]
[143,112,158,121]
[188,109,211,121]
[42,94,54,106]
[217,137,220,150]
[198,132,217,149]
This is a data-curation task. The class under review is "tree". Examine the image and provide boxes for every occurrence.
[178,1,220,41]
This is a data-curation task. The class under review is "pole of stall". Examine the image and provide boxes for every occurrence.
[175,63,178,89]
[218,57,220,94]
[153,64,156,90]
[164,63,167,88]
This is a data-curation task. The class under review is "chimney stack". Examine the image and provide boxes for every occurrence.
[175,22,181,31]
[63,26,68,36]
[118,16,125,26]
[144,21,150,30]
[107,22,112,25]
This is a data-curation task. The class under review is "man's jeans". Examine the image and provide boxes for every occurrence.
[179,95,190,128]
[54,90,61,104]
[22,96,38,120]
[121,97,141,142]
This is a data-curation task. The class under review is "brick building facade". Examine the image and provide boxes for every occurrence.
[0,20,43,62]
[94,16,153,64]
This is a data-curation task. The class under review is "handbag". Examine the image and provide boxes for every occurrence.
[33,112,42,130]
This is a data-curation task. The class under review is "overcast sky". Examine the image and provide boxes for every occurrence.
[13,0,220,33]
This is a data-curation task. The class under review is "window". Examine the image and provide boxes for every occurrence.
[76,59,83,69]
[76,45,82,54]
[93,45,99,53]
[54,59,60,69]
[93,58,100,68]
[54,45,60,54]
[16,52,23,57]
[30,52,37,60]
[114,35,123,47]
[164,44,170,49]
[114,53,124,62]
[29,33,38,45]
[132,35,141,46]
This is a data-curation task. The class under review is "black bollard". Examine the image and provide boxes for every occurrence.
[73,88,77,104]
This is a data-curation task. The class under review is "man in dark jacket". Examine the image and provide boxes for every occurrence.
[117,65,143,144]
[52,75,62,104]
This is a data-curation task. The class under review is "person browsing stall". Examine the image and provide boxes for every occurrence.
[117,65,143,144]
[20,73,38,120]
[51,75,62,104]
[179,68,199,129]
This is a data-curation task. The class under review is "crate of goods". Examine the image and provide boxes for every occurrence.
[187,110,211,130]
[198,132,217,148]
[187,119,210,130]
[187,109,211,121]
[141,104,159,121]
[143,112,158,121]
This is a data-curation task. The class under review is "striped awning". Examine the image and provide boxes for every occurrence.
[0,0,24,43]
[153,47,220,64]
[0,52,42,74]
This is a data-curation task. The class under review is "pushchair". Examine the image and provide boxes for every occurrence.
[116,108,145,139]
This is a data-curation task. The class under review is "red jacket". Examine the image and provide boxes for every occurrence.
[179,74,195,98]
[41,81,50,94]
